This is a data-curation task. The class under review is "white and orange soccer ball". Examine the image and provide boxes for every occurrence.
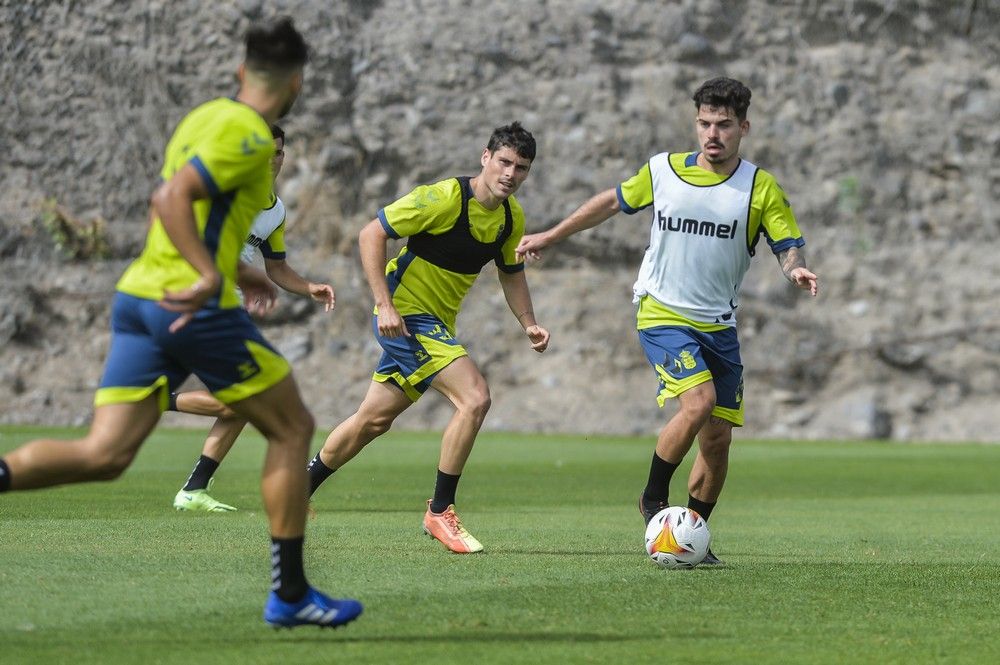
[644,506,711,569]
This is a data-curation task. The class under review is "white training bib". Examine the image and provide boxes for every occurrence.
[240,195,286,264]
[632,153,758,325]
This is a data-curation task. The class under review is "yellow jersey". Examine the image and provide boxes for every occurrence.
[377,177,526,332]
[117,98,274,309]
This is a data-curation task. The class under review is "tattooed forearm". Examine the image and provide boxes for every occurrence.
[778,246,807,281]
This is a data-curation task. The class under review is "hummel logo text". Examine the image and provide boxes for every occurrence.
[656,211,738,239]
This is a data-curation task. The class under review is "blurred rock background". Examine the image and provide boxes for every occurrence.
[1,0,998,442]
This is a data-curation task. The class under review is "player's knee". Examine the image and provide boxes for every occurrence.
[684,399,715,423]
[287,408,316,444]
[364,413,394,438]
[680,388,716,422]
[262,406,314,451]
[206,401,236,419]
[461,389,491,421]
[92,462,128,481]
[477,393,492,418]
[213,404,237,419]
[84,445,136,480]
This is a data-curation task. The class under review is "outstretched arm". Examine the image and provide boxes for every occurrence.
[516,187,620,260]
[498,269,549,353]
[359,218,409,337]
[264,258,335,312]
[777,246,818,296]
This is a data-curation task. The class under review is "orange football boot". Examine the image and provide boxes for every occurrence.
[422,501,484,553]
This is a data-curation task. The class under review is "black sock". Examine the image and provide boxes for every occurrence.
[0,458,10,493]
[182,455,220,491]
[687,495,716,521]
[271,536,308,602]
[307,452,335,496]
[429,469,460,513]
[642,452,679,503]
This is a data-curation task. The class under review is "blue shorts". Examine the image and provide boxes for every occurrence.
[371,313,467,401]
[96,292,290,410]
[637,325,744,426]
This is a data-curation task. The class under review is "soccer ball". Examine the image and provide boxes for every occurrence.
[644,506,711,569]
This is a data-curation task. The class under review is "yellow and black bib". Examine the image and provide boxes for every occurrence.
[378,176,523,332]
[406,177,513,274]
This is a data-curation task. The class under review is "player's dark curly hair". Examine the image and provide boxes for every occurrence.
[693,77,752,121]
[486,121,536,161]
[245,17,309,73]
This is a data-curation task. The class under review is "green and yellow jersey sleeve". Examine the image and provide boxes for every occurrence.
[378,179,463,239]
[617,162,654,213]
[751,169,804,253]
[262,222,287,259]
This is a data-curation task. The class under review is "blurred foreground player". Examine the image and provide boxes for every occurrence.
[0,18,362,628]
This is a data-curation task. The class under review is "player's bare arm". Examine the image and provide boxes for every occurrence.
[517,187,620,260]
[359,218,409,337]
[237,262,278,316]
[152,163,221,331]
[777,246,818,296]
[498,270,549,353]
[264,258,336,312]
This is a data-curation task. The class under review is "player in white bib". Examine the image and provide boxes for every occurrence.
[517,77,818,564]
[170,124,337,513]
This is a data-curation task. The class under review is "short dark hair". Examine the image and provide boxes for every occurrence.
[486,121,536,161]
[270,124,285,141]
[245,17,309,73]
[692,77,752,121]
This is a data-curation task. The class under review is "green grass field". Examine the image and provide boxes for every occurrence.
[2,426,998,665]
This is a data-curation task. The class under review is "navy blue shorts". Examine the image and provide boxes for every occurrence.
[96,292,290,410]
[371,313,467,401]
[637,325,744,425]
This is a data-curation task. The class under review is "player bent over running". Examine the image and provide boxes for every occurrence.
[517,78,819,566]
[307,122,550,553]
[0,18,361,628]
[169,124,336,514]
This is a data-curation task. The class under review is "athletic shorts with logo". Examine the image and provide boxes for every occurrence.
[638,325,744,426]
[95,292,290,410]
[371,313,467,402]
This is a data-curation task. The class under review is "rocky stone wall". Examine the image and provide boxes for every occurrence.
[2,0,998,441]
